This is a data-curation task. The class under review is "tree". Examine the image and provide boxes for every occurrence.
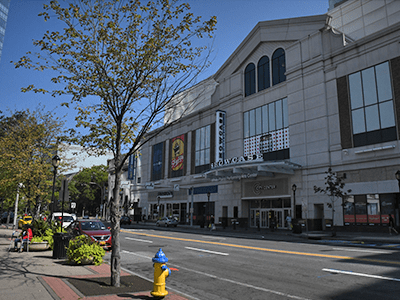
[69,165,108,216]
[0,108,65,217]
[14,0,216,286]
[313,167,351,236]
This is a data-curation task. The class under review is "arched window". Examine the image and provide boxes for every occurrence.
[244,63,255,96]
[257,56,270,91]
[272,48,286,86]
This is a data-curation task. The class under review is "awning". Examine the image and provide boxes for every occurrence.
[203,160,301,181]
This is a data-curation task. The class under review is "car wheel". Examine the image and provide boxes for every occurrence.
[174,225,177,227]
[165,223,168,227]
[156,223,159,227]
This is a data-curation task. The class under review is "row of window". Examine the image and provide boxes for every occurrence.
[344,194,396,224]
[348,61,396,147]
[245,48,286,97]
[151,125,214,181]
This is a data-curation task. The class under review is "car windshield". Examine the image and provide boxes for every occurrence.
[24,217,32,220]
[81,221,106,230]
[63,216,73,222]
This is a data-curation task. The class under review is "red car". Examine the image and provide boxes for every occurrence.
[68,220,112,250]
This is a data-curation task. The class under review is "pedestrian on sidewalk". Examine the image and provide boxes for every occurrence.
[13,224,33,252]
[389,214,398,235]
[286,215,292,230]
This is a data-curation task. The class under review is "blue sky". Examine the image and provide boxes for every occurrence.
[0,0,328,128]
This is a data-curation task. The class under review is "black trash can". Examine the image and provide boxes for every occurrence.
[52,232,71,259]
[292,223,302,234]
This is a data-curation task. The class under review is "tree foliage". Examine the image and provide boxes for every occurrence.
[314,167,351,229]
[14,0,216,286]
[0,108,64,216]
[68,165,108,216]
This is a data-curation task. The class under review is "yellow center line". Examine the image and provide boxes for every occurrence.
[121,230,400,265]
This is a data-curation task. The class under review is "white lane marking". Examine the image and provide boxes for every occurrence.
[332,247,392,254]
[185,246,229,256]
[125,237,153,243]
[323,268,400,282]
[122,250,152,259]
[122,250,309,300]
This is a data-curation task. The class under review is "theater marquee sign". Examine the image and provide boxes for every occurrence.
[243,179,288,198]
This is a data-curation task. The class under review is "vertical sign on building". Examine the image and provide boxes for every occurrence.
[128,154,135,181]
[171,134,185,177]
[215,110,226,163]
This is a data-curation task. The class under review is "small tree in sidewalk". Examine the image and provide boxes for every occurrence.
[313,167,351,236]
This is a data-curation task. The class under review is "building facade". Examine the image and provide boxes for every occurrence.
[114,0,400,232]
[0,0,10,64]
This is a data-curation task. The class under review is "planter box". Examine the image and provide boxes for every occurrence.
[29,242,50,251]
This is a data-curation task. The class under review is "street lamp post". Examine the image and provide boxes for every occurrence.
[157,196,160,219]
[50,155,61,219]
[292,184,297,219]
[207,191,211,228]
[395,171,400,227]
[190,187,194,226]
[13,183,23,229]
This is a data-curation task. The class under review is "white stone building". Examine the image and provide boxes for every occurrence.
[117,0,400,232]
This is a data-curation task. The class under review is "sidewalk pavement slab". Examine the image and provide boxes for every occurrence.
[0,226,190,300]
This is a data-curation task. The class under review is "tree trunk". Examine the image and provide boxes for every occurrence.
[110,166,122,287]
[331,197,336,237]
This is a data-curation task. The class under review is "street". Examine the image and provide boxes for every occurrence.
[107,227,400,300]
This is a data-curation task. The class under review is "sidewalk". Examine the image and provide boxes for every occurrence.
[0,225,190,300]
[1,223,399,300]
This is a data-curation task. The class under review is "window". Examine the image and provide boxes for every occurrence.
[272,48,286,86]
[243,98,289,160]
[258,56,270,91]
[245,63,255,96]
[344,193,397,225]
[127,154,136,181]
[152,142,163,181]
[348,62,396,147]
[195,125,211,173]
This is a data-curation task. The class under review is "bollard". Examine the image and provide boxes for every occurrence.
[151,248,171,298]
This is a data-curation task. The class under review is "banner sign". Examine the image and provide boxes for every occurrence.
[171,134,185,171]
[188,185,218,195]
[215,110,226,163]
[128,154,136,180]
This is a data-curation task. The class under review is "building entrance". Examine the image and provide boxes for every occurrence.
[250,208,291,229]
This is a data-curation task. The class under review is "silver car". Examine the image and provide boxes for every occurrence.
[156,217,178,227]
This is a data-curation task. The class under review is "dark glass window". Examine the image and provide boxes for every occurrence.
[195,125,211,174]
[152,142,163,181]
[258,56,270,91]
[348,62,396,147]
[245,63,255,96]
[272,48,286,86]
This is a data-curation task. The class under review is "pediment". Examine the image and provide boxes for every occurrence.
[214,14,329,81]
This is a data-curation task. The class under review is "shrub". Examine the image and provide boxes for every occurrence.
[67,235,105,266]
[31,236,44,243]
[32,218,49,237]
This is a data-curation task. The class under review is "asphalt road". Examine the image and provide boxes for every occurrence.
[106,227,400,300]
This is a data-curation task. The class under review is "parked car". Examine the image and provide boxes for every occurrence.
[1,212,14,223]
[52,212,75,228]
[67,219,112,250]
[156,217,178,227]
[18,215,33,228]
[120,216,131,225]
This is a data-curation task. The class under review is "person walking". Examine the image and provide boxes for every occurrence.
[389,214,398,235]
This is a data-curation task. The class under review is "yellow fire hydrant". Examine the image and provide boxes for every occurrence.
[151,248,171,298]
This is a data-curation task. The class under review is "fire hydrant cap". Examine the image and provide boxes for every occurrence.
[152,248,168,263]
